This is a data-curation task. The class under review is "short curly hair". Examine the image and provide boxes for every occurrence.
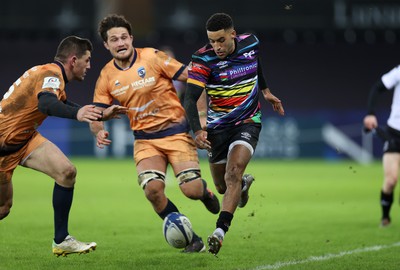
[98,14,132,42]
[206,13,234,31]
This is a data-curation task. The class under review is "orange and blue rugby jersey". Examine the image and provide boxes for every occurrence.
[93,48,188,139]
[0,62,67,145]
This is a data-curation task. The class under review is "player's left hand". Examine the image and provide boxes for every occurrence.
[101,105,128,121]
[264,91,285,116]
[271,98,284,116]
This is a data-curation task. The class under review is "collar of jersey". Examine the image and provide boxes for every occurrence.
[113,49,137,71]
[53,61,68,83]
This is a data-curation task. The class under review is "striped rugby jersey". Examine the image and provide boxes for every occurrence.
[187,33,262,130]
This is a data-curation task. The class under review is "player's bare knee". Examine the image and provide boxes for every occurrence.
[140,170,166,202]
[385,175,398,190]
[144,184,165,203]
[64,164,77,179]
[55,162,77,182]
[225,168,243,185]
[59,164,77,186]
[180,181,203,199]
[386,180,397,191]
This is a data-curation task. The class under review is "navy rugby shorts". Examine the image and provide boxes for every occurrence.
[206,123,261,163]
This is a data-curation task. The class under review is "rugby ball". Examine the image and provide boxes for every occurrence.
[162,212,193,248]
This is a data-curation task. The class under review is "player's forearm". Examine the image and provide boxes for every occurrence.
[65,99,82,108]
[37,92,79,119]
[367,79,387,115]
[90,121,105,137]
[184,84,204,133]
[176,66,188,82]
[196,90,207,115]
[261,88,271,99]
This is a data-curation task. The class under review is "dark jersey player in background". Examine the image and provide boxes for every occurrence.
[184,13,285,255]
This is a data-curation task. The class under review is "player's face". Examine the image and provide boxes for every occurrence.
[72,50,91,81]
[104,27,134,61]
[207,28,236,59]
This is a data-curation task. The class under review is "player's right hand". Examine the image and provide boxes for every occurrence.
[363,115,378,131]
[96,129,112,149]
[194,130,211,150]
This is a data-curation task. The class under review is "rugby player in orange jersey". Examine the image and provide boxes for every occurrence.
[0,36,127,256]
[90,14,219,253]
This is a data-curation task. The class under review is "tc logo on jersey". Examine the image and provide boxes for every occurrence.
[138,67,146,78]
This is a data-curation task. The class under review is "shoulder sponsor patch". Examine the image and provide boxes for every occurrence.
[42,77,61,90]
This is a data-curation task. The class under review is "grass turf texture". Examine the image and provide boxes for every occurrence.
[0,158,399,270]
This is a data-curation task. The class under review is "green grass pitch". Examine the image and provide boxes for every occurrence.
[0,158,399,270]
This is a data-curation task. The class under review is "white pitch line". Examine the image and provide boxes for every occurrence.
[250,242,400,270]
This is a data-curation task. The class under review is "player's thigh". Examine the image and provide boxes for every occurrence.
[22,141,74,180]
[136,155,168,173]
[227,144,252,170]
[134,139,168,172]
[167,134,200,174]
[383,152,400,180]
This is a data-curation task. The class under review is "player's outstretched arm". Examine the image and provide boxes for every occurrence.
[261,88,285,116]
[38,92,102,121]
[101,105,128,121]
[77,105,103,123]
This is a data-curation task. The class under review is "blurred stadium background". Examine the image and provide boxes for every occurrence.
[1,0,399,162]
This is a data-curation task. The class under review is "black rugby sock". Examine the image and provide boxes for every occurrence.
[158,199,179,220]
[380,190,393,219]
[216,211,234,233]
[53,183,74,244]
[200,179,211,201]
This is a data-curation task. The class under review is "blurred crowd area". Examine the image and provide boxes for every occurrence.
[2,0,400,44]
[1,0,398,159]
[1,0,399,111]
